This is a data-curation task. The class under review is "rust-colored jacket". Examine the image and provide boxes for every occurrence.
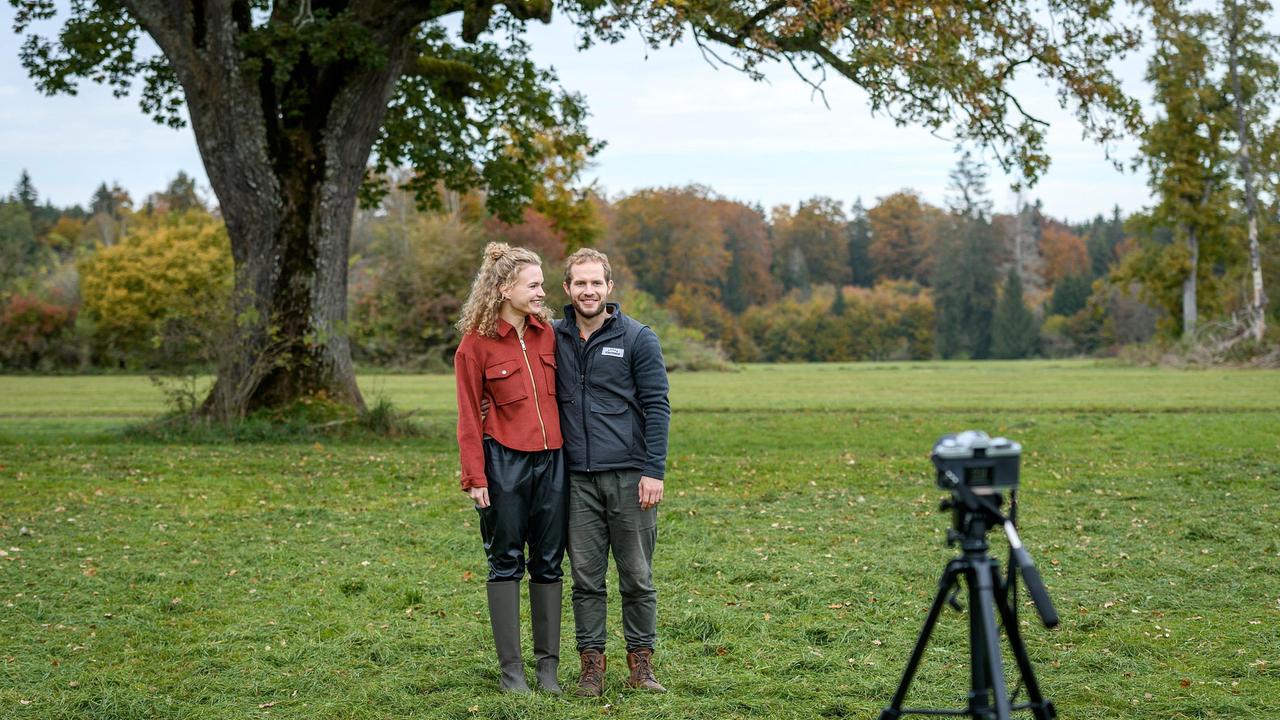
[455,315,562,490]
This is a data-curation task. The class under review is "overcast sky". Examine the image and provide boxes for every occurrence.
[1,8,1155,223]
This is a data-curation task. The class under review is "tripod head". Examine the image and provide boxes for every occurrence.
[932,434,1059,629]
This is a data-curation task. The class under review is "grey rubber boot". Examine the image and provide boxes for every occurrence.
[486,581,531,694]
[529,580,563,693]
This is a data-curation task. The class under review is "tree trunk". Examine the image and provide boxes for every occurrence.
[1226,2,1268,342]
[1183,227,1199,340]
[124,1,423,419]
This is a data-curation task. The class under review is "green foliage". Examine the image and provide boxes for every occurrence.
[992,269,1039,358]
[1139,1,1241,338]
[615,287,732,372]
[77,209,233,367]
[847,198,875,288]
[349,201,487,371]
[1048,273,1093,318]
[0,199,52,289]
[934,152,998,359]
[368,23,599,221]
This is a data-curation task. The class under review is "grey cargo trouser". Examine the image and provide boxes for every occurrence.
[567,469,658,652]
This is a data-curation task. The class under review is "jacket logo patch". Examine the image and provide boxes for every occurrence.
[601,347,625,358]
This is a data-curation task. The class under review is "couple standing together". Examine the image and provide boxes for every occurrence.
[454,244,671,696]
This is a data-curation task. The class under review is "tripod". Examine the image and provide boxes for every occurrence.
[879,475,1059,720]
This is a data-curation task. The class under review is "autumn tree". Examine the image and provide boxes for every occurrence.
[771,197,848,291]
[847,198,874,287]
[79,209,233,365]
[610,186,730,303]
[1222,0,1276,341]
[868,191,944,284]
[1141,0,1235,340]
[10,0,1140,416]
[1040,222,1090,284]
[717,200,776,313]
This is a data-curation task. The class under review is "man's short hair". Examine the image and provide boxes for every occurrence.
[563,248,612,286]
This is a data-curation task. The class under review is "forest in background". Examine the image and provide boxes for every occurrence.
[2,151,1274,373]
[5,0,1280,375]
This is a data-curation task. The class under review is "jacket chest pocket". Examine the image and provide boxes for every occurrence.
[589,350,633,391]
[485,359,527,406]
[540,353,557,395]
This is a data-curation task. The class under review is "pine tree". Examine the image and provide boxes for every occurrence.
[847,199,874,287]
[1049,273,1093,317]
[935,151,998,358]
[992,268,1038,358]
[12,171,37,211]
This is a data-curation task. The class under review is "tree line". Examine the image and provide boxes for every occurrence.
[8,150,1271,374]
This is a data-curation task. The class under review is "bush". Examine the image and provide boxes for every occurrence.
[617,287,732,371]
[0,291,78,369]
[739,282,934,362]
[78,210,232,367]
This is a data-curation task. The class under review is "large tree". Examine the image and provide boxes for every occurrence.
[935,151,998,359]
[10,0,1140,417]
[1141,0,1234,340]
[1222,0,1276,342]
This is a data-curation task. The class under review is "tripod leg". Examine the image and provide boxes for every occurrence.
[972,557,1013,720]
[879,560,964,720]
[994,580,1057,720]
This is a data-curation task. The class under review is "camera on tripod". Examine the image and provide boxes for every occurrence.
[933,430,1020,495]
[879,430,1060,720]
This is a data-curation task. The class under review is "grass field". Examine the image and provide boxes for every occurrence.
[1,361,1278,719]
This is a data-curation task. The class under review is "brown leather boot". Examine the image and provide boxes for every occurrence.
[574,649,606,697]
[624,648,666,692]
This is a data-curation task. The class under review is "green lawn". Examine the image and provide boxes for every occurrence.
[1,361,1277,719]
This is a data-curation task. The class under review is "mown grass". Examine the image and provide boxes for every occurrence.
[1,360,1277,719]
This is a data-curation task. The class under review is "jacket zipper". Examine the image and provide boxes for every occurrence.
[577,330,591,471]
[518,333,549,450]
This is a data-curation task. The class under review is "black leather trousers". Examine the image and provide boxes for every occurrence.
[478,439,567,583]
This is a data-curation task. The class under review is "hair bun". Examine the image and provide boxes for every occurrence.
[484,242,510,262]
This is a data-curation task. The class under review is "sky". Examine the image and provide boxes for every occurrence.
[1,7,1156,223]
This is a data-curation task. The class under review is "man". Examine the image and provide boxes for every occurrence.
[554,248,671,696]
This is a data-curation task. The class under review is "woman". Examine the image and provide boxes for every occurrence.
[454,242,566,694]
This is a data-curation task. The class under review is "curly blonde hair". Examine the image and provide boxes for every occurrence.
[456,242,551,337]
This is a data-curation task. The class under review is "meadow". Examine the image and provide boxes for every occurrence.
[0,360,1277,719]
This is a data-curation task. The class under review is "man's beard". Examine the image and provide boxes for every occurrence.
[574,298,607,319]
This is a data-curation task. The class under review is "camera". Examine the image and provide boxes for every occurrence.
[932,430,1020,495]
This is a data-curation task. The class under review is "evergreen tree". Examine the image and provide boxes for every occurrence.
[12,171,37,211]
[1049,273,1093,317]
[992,268,1038,358]
[934,151,998,358]
[158,171,203,213]
[0,201,41,288]
[847,198,874,287]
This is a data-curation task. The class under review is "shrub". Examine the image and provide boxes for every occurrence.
[78,210,232,367]
[0,291,78,369]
